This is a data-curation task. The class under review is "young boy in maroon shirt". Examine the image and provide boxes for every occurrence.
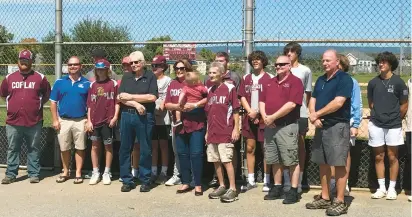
[205,62,240,203]
[86,59,120,185]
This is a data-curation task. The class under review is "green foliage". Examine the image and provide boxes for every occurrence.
[0,25,18,64]
[228,62,243,74]
[40,31,72,64]
[142,35,172,61]
[199,48,216,62]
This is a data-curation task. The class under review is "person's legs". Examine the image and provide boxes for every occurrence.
[334,166,347,202]
[24,121,42,179]
[246,138,257,184]
[176,133,191,190]
[90,126,102,183]
[132,143,140,178]
[155,125,169,184]
[368,121,387,197]
[72,118,87,179]
[166,130,181,186]
[189,128,205,191]
[215,162,225,187]
[100,125,114,185]
[320,163,331,200]
[151,125,159,177]
[373,146,386,190]
[4,125,24,179]
[137,113,154,189]
[387,146,399,196]
[56,118,73,178]
[119,112,136,188]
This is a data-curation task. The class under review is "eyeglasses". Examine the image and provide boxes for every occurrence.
[151,64,161,68]
[68,63,80,66]
[130,60,142,65]
[275,63,290,67]
[174,67,186,71]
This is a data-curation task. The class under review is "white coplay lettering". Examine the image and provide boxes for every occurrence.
[11,81,35,89]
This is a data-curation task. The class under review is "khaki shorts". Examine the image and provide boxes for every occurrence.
[207,143,234,163]
[57,117,87,151]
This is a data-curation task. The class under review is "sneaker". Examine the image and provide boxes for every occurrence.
[408,196,412,202]
[121,183,136,192]
[208,186,227,199]
[89,172,101,185]
[264,185,283,200]
[140,184,151,192]
[1,176,16,184]
[84,171,93,179]
[326,198,348,216]
[262,183,270,192]
[220,189,238,203]
[306,196,332,209]
[386,188,397,200]
[208,176,219,188]
[240,182,257,193]
[119,177,123,182]
[102,172,112,185]
[155,173,167,185]
[283,189,299,204]
[29,177,40,184]
[165,175,181,186]
[371,189,386,199]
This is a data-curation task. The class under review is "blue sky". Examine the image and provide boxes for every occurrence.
[0,0,410,43]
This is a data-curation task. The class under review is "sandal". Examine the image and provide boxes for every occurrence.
[73,177,84,184]
[56,175,70,183]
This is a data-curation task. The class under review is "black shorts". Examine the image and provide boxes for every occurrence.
[298,118,309,135]
[90,124,114,145]
[152,125,170,140]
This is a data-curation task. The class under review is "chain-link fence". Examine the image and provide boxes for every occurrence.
[0,0,410,189]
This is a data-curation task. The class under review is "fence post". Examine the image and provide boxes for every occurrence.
[243,0,254,75]
[54,0,63,170]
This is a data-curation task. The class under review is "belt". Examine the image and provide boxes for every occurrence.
[276,120,297,127]
[60,116,86,120]
[123,108,138,114]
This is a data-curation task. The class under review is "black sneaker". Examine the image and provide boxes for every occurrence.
[264,185,283,200]
[283,188,299,204]
[306,196,332,209]
[121,183,136,192]
[140,184,151,192]
[240,182,257,193]
[326,198,348,216]
[208,176,219,188]
[1,176,16,184]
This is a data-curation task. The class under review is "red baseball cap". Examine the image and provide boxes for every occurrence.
[19,49,33,60]
[95,59,110,69]
[152,55,166,64]
[122,56,131,64]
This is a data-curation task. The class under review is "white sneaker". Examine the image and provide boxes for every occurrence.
[408,196,412,202]
[371,189,387,199]
[386,188,397,200]
[165,175,181,186]
[89,172,100,185]
[119,177,123,182]
[102,172,112,185]
[262,183,270,192]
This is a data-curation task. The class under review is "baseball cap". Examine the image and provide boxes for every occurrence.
[152,55,166,64]
[95,59,110,69]
[91,48,107,58]
[122,56,131,64]
[19,49,33,60]
[129,51,145,62]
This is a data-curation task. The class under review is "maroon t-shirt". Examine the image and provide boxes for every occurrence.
[205,82,240,143]
[259,73,303,125]
[239,72,273,130]
[0,70,51,127]
[165,79,206,134]
[87,79,118,127]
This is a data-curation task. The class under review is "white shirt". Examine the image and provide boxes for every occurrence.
[291,64,312,118]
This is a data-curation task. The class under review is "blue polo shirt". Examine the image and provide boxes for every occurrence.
[312,70,353,127]
[50,75,91,118]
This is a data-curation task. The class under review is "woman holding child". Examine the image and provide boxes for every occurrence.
[165,59,207,196]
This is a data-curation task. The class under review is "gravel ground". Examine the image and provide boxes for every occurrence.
[0,168,410,217]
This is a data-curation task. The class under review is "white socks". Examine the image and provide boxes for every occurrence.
[93,167,99,173]
[104,167,110,173]
[152,166,157,175]
[161,166,168,175]
[389,180,396,191]
[378,178,386,191]
[248,173,255,184]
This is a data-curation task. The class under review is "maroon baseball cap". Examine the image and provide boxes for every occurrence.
[19,49,33,60]
[95,59,110,69]
[152,55,166,64]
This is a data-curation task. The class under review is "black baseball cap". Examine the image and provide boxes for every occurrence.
[91,48,106,58]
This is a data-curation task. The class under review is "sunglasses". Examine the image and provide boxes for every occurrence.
[174,67,186,71]
[68,63,80,66]
[130,60,142,65]
[275,63,290,67]
[151,64,161,68]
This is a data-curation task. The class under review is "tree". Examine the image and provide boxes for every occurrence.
[228,62,243,74]
[40,31,72,65]
[0,25,18,64]
[17,38,40,56]
[199,48,216,62]
[142,35,172,61]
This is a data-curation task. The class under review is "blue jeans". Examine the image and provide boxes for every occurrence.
[5,121,42,178]
[119,111,154,185]
[176,127,205,186]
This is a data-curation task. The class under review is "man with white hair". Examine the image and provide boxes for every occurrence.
[117,51,158,192]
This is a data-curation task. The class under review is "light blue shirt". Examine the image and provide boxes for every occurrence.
[350,77,362,128]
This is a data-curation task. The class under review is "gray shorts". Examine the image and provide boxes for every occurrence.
[264,122,299,167]
[311,122,350,166]
[298,118,309,135]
